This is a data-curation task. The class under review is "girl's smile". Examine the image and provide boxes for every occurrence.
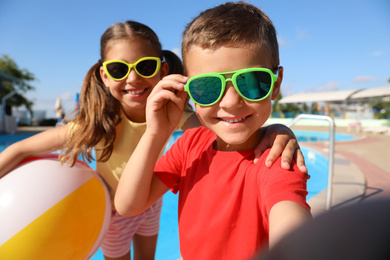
[122,88,148,96]
[100,40,168,122]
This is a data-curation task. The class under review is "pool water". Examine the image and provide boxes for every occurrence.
[293,130,354,142]
[0,134,36,152]
[0,130,337,259]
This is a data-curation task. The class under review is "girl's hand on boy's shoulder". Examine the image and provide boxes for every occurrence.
[253,124,310,179]
[146,74,189,136]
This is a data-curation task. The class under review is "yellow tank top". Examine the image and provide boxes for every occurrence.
[91,110,193,203]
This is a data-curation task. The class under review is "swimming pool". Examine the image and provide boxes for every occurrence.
[0,131,330,259]
[0,134,36,152]
[293,130,355,142]
[0,130,355,152]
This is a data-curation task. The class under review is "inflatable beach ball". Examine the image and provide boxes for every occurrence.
[0,155,111,260]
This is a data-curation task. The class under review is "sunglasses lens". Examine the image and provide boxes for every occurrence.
[136,59,158,77]
[106,62,129,79]
[188,77,222,105]
[236,71,272,100]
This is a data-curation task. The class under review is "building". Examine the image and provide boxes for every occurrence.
[0,70,20,134]
[278,86,390,119]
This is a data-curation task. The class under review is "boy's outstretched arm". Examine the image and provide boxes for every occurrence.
[268,201,312,248]
[115,74,188,216]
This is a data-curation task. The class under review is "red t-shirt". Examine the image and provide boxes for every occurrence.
[155,126,310,260]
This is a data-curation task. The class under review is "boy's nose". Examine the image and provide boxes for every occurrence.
[219,84,243,109]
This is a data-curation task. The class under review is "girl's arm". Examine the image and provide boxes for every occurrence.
[115,74,188,216]
[268,201,312,248]
[256,124,308,175]
[0,125,70,178]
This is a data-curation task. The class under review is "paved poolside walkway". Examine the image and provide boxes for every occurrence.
[14,126,54,135]
[291,125,390,216]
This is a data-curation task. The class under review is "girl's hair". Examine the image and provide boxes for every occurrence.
[182,1,280,69]
[61,62,120,165]
[162,50,184,75]
[60,21,183,165]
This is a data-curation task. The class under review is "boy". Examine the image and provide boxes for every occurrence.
[115,2,311,259]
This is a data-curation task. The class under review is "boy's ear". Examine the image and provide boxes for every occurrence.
[271,66,283,100]
[160,61,169,78]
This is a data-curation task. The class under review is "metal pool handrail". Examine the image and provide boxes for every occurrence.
[287,114,335,211]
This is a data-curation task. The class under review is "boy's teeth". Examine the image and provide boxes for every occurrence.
[222,117,246,123]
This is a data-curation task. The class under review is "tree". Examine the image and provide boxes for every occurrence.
[280,103,301,113]
[273,92,305,116]
[0,55,35,117]
[272,92,283,112]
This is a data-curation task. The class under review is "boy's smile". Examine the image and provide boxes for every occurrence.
[185,44,282,151]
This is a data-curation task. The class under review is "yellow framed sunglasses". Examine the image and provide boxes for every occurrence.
[101,57,161,81]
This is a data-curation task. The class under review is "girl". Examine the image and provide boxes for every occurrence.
[0,21,305,260]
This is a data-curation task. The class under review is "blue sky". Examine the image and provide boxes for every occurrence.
[1,0,389,117]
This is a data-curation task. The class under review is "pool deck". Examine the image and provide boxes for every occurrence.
[290,125,390,216]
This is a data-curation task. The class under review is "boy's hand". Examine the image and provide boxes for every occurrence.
[146,74,189,137]
[254,124,309,178]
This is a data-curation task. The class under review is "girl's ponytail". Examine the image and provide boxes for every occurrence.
[60,62,121,165]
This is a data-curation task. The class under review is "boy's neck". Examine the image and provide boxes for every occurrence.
[213,128,262,151]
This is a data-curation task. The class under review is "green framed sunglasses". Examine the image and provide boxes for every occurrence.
[101,57,161,81]
[184,67,278,106]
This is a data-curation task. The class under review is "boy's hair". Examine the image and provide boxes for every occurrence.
[182,1,279,69]
[61,21,182,165]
